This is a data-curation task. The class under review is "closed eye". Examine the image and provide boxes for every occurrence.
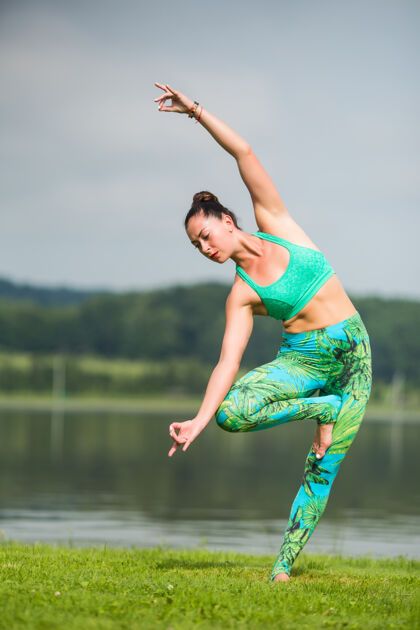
[192,233,209,248]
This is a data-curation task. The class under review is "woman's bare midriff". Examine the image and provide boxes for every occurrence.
[245,274,357,333]
[282,274,357,333]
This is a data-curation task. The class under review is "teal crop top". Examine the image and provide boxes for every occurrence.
[235,231,335,322]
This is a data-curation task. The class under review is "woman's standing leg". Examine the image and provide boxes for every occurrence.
[270,313,372,580]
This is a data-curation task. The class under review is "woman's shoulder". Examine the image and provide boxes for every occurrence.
[228,273,267,316]
[229,274,255,300]
[255,214,321,251]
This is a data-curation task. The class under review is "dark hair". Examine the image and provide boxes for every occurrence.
[184,191,241,230]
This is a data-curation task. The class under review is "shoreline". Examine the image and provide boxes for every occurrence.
[0,394,419,421]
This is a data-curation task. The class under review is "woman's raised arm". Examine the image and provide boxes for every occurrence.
[154,83,290,230]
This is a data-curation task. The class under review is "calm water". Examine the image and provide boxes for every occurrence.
[0,410,419,559]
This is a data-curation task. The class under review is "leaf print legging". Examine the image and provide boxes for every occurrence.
[215,311,372,579]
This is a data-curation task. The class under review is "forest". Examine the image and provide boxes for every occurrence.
[0,277,418,399]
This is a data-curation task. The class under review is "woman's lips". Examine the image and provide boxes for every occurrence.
[210,251,218,259]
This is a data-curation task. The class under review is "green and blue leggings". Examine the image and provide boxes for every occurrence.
[215,311,372,579]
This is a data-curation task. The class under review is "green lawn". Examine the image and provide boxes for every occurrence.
[1,543,418,629]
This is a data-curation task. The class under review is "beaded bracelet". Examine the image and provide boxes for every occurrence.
[188,100,199,118]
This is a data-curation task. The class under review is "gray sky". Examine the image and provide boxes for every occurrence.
[1,0,419,298]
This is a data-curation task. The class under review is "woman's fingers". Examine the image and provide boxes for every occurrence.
[154,83,172,109]
[157,96,174,112]
[168,420,196,456]
[154,82,176,99]
[154,83,184,114]
[169,422,185,442]
[154,90,173,103]
[169,437,191,456]
[168,440,179,457]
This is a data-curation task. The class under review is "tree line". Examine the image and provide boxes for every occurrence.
[0,281,419,385]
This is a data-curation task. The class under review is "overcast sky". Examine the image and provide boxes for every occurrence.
[1,0,419,298]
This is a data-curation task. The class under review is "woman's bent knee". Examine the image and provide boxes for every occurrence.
[215,397,243,432]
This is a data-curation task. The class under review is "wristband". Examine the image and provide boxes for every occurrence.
[195,105,203,124]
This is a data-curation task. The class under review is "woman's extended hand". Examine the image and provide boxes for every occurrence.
[168,419,202,457]
[154,82,193,115]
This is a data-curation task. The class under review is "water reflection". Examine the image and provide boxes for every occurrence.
[50,407,64,461]
[0,411,419,558]
[389,411,404,474]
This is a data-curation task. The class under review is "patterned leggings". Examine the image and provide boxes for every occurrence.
[215,311,372,579]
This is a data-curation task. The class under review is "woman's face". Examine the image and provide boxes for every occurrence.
[186,211,234,263]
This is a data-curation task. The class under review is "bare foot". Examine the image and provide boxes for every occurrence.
[273,573,290,582]
[312,423,334,459]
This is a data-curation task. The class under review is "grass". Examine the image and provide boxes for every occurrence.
[0,542,419,629]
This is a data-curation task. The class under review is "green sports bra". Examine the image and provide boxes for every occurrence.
[235,231,335,322]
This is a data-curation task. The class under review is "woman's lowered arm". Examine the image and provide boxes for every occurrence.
[168,290,254,457]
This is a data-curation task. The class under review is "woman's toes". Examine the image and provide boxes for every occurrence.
[273,573,290,582]
[312,439,325,459]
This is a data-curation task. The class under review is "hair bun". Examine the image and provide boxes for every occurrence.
[185,190,240,230]
[192,190,219,205]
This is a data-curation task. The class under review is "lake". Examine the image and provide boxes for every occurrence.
[0,410,419,560]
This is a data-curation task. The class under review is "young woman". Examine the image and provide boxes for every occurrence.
[154,82,372,582]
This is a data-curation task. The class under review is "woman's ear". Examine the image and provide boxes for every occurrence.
[224,215,234,232]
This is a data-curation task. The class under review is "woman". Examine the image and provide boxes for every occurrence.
[154,82,372,582]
